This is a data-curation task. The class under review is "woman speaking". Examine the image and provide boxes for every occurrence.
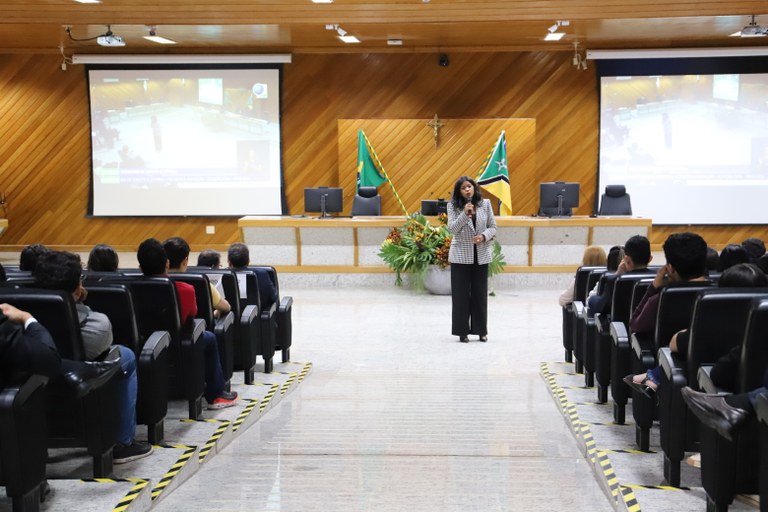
[447,176,497,343]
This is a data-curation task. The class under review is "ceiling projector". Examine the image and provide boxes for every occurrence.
[97,34,125,47]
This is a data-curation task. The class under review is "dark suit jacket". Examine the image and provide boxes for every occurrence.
[0,317,61,386]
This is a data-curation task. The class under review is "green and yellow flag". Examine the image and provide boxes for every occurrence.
[477,131,512,216]
[357,130,386,190]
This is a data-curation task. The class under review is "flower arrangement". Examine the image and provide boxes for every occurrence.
[379,213,452,286]
[379,211,507,288]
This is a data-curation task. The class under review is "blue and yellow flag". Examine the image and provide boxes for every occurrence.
[477,131,512,216]
[357,130,386,189]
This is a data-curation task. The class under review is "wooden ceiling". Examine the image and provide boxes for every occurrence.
[1,1,768,55]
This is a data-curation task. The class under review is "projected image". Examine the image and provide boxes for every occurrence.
[599,73,768,224]
[88,67,282,216]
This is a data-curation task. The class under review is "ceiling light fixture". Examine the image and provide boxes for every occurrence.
[325,23,360,44]
[545,20,569,41]
[387,39,403,46]
[311,0,333,3]
[74,0,101,3]
[143,26,177,44]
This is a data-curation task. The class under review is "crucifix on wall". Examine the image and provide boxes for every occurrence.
[427,114,444,148]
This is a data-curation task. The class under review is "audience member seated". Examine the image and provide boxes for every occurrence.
[165,238,231,319]
[19,244,50,272]
[197,249,222,269]
[138,238,237,410]
[588,235,652,317]
[558,245,607,307]
[228,242,277,305]
[742,237,766,264]
[87,244,120,272]
[681,384,764,442]
[33,250,152,464]
[623,232,708,396]
[705,246,720,273]
[719,243,749,272]
[703,264,768,392]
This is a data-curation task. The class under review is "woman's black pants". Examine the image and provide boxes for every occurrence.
[450,262,488,336]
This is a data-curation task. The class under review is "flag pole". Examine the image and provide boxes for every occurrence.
[361,130,410,216]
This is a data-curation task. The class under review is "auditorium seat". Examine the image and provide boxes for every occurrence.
[189,267,260,385]
[0,288,123,478]
[248,266,293,364]
[696,297,768,512]
[0,374,48,512]
[84,283,171,444]
[658,288,768,486]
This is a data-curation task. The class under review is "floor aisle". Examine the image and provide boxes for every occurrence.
[151,286,611,512]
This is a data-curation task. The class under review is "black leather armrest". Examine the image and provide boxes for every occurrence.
[573,301,585,319]
[241,304,258,325]
[214,311,234,333]
[279,295,293,312]
[610,321,628,346]
[0,374,47,408]
[659,347,684,380]
[141,331,171,361]
[697,365,726,395]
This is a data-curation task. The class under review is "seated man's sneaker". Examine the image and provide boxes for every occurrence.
[207,390,239,410]
[113,441,153,464]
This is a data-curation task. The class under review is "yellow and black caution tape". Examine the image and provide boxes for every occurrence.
[542,362,642,512]
[197,420,230,462]
[297,362,312,382]
[81,478,149,512]
[111,478,149,512]
[280,372,298,395]
[151,445,197,500]
[232,398,259,432]
[260,383,280,412]
[622,483,690,491]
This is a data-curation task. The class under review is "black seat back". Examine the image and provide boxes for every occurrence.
[611,272,655,325]
[574,266,604,304]
[687,288,768,384]
[739,297,768,392]
[83,283,140,354]
[653,283,712,351]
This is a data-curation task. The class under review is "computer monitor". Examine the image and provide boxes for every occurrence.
[421,199,448,216]
[539,182,579,217]
[304,187,343,218]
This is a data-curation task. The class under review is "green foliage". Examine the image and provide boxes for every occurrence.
[379,213,452,286]
[488,240,506,278]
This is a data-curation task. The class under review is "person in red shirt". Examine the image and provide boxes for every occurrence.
[137,238,237,410]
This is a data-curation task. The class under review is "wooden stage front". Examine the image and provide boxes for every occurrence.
[238,216,652,273]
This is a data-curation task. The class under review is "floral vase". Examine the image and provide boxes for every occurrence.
[424,265,451,295]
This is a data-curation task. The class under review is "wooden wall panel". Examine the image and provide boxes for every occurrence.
[336,119,535,215]
[0,52,764,252]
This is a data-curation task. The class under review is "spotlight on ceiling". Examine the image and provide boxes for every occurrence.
[325,24,360,43]
[143,26,177,44]
[545,20,569,41]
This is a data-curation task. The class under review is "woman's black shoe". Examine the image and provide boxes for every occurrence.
[479,335,488,342]
[459,336,469,343]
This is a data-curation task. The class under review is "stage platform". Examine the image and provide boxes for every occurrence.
[238,215,652,273]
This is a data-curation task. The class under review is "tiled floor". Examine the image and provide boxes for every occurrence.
[151,286,612,512]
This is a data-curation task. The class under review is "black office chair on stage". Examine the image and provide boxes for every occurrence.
[351,186,381,216]
[598,185,632,216]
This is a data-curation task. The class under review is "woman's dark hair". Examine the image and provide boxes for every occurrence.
[87,244,119,272]
[705,246,720,272]
[451,176,482,211]
[719,263,768,288]
[606,245,624,272]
